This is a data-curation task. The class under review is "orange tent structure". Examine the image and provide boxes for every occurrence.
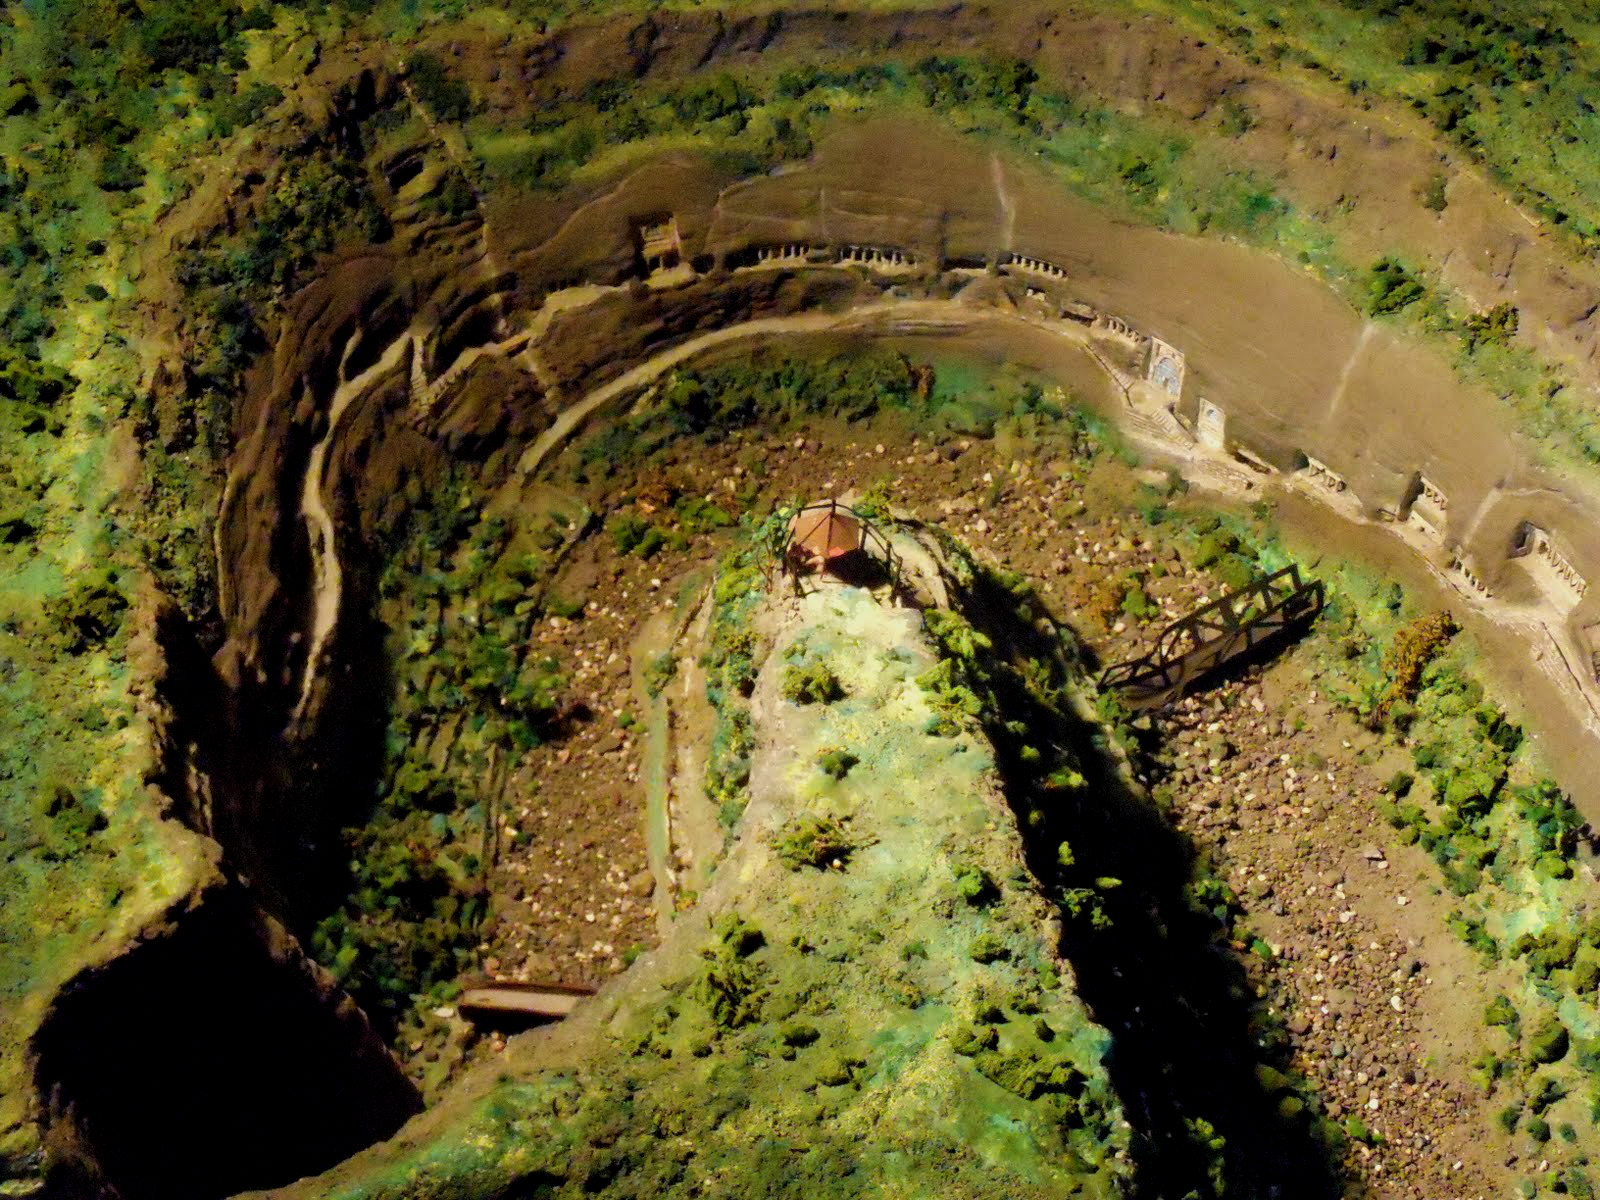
[787,504,865,574]
[779,500,901,595]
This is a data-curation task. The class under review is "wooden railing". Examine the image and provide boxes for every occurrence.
[779,499,904,596]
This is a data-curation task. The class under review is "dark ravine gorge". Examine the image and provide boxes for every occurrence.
[32,887,421,1200]
[27,592,424,1200]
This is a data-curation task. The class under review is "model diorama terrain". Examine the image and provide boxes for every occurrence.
[13,2,1600,1198]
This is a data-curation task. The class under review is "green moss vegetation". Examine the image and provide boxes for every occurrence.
[951,861,999,907]
[699,528,776,831]
[0,0,392,636]
[0,0,263,1104]
[1372,610,1458,724]
[781,660,845,706]
[642,651,678,699]
[309,482,575,1037]
[772,814,859,871]
[0,562,210,1169]
[815,748,858,780]
[1365,257,1427,316]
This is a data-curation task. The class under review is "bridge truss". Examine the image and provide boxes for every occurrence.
[1099,565,1325,709]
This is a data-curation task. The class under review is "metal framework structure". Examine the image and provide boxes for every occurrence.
[1099,565,1325,709]
[778,499,903,596]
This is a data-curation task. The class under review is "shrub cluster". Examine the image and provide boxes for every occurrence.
[311,495,568,1034]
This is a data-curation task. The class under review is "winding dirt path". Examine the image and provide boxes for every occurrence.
[287,275,1600,818]
[292,326,417,726]
[511,297,965,480]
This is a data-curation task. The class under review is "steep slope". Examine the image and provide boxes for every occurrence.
[260,527,1133,1199]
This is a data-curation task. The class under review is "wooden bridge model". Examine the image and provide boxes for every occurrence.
[1099,565,1325,709]
[457,979,596,1022]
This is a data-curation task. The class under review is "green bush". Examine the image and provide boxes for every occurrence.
[779,1021,820,1049]
[817,749,859,780]
[1191,530,1239,569]
[1418,172,1449,212]
[1571,952,1600,993]
[1484,994,1519,1031]
[1214,554,1257,592]
[1366,257,1427,315]
[1383,770,1414,797]
[544,592,585,620]
[212,81,284,136]
[32,781,108,862]
[1462,303,1518,352]
[1516,779,1584,858]
[137,0,264,75]
[431,172,476,219]
[609,512,666,557]
[644,652,677,698]
[1343,1116,1381,1146]
[1119,583,1155,620]
[773,815,856,870]
[969,932,1010,963]
[1448,911,1498,964]
[697,914,765,1030]
[950,1023,999,1056]
[676,496,734,535]
[45,569,129,654]
[1528,1019,1571,1065]
[782,661,844,705]
[1513,928,1578,978]
[0,344,74,406]
[407,53,475,122]
[1530,1076,1569,1113]
[952,863,998,906]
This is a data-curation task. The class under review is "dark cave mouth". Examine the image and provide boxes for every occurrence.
[32,889,422,1200]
